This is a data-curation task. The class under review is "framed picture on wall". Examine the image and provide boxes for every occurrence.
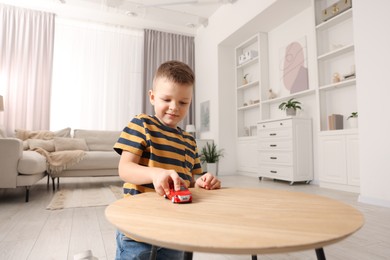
[200,100,210,132]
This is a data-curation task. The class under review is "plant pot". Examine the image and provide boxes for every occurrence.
[348,118,358,128]
[286,108,296,116]
[206,162,218,176]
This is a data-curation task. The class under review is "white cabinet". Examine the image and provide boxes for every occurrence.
[318,131,359,192]
[257,118,313,184]
[237,137,258,176]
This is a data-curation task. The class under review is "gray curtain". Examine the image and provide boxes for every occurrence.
[143,29,195,129]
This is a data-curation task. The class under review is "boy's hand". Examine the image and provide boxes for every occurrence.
[153,170,184,196]
[195,173,221,190]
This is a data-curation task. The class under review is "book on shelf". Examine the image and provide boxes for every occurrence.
[328,114,343,130]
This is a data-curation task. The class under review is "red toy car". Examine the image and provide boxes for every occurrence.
[164,184,192,203]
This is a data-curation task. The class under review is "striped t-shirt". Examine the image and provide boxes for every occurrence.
[113,114,203,196]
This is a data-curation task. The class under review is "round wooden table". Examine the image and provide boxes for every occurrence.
[105,187,364,259]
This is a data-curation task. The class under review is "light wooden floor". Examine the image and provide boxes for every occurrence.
[0,175,389,260]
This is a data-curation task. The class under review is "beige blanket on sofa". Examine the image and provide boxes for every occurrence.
[33,147,86,174]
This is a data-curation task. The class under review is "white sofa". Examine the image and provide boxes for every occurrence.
[49,129,121,190]
[0,127,121,201]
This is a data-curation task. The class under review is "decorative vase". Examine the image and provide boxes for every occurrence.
[286,108,296,116]
[206,162,218,176]
[348,118,358,128]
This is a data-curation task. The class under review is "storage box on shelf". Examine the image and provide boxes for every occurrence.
[257,118,313,185]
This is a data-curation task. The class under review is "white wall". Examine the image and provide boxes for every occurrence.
[194,0,276,175]
[353,0,390,207]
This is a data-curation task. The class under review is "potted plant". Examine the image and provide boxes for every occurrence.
[200,142,224,175]
[278,98,302,116]
[347,112,358,128]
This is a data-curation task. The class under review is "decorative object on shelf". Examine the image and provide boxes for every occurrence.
[243,102,248,106]
[280,36,309,94]
[238,54,246,65]
[321,0,352,22]
[268,89,276,99]
[347,112,358,128]
[333,72,341,83]
[243,73,249,85]
[200,100,210,132]
[200,142,224,176]
[253,99,260,104]
[185,124,196,138]
[244,50,258,61]
[278,98,302,116]
[328,114,344,130]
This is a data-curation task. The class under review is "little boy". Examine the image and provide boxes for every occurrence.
[113,60,221,260]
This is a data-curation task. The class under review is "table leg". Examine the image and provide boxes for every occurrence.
[150,245,157,260]
[251,255,258,260]
[183,251,193,260]
[315,248,326,260]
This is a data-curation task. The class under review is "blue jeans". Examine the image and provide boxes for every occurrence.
[115,230,184,260]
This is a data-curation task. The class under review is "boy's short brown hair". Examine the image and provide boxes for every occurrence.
[153,60,195,87]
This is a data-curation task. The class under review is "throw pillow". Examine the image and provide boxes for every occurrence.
[15,127,71,141]
[54,137,89,151]
[28,139,55,152]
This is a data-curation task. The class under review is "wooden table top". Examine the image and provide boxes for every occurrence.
[105,187,364,255]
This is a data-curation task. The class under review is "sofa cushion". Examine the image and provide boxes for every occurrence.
[18,151,47,175]
[65,151,120,170]
[54,137,89,151]
[73,129,121,151]
[28,139,55,152]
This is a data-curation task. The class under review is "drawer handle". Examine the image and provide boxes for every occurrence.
[270,157,277,160]
[270,170,277,173]
[269,133,276,136]
[270,144,277,147]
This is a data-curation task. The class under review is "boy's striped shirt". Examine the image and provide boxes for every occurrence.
[114,114,202,196]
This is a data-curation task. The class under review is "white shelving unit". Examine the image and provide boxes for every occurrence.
[314,0,359,191]
[234,33,268,175]
[314,2,357,132]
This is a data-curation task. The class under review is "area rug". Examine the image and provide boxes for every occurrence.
[46,185,123,210]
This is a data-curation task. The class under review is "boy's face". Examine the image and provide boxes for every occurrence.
[149,77,193,128]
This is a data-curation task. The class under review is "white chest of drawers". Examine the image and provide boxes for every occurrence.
[257,118,313,184]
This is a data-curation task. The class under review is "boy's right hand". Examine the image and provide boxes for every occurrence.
[152,169,184,196]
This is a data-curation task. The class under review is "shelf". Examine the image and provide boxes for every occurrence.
[262,89,316,105]
[316,8,353,30]
[319,78,356,91]
[236,57,258,69]
[319,128,358,136]
[237,103,260,111]
[237,80,259,90]
[238,136,257,141]
[317,44,354,61]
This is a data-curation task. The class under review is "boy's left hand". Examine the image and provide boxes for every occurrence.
[195,173,221,190]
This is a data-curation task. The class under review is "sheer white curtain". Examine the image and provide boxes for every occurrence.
[0,4,55,135]
[50,18,144,131]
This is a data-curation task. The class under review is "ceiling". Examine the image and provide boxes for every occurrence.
[62,0,238,29]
